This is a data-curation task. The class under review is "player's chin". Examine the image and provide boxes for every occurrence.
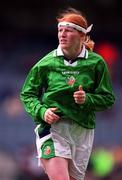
[60,43,69,49]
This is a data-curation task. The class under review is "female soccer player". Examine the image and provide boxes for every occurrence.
[20,7,115,180]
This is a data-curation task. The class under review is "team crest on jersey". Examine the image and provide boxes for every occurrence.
[67,76,76,86]
[44,146,51,155]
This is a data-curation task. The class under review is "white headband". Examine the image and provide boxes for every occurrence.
[58,21,93,34]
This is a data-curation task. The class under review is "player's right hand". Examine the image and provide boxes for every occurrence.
[44,108,60,124]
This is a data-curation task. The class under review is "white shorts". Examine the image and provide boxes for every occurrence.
[35,118,94,180]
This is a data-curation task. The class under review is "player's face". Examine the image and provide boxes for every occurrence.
[58,26,85,51]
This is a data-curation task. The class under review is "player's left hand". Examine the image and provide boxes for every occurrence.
[73,85,86,104]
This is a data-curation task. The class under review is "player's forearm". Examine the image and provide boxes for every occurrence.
[82,92,115,111]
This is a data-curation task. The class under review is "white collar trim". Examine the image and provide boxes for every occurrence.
[53,45,88,59]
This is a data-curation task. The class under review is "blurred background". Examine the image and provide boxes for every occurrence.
[0,0,122,179]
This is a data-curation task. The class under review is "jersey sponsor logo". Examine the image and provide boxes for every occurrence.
[62,71,79,75]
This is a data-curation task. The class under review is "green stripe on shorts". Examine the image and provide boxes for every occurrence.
[41,138,56,159]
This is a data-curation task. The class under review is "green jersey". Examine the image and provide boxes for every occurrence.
[20,47,115,129]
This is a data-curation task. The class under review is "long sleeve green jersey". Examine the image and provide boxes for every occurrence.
[20,48,115,129]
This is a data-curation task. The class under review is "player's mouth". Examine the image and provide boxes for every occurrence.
[60,40,67,44]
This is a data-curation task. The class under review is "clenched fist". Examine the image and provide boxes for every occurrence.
[73,85,86,104]
[44,108,60,124]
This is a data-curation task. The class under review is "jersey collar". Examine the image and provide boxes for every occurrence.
[53,45,88,59]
